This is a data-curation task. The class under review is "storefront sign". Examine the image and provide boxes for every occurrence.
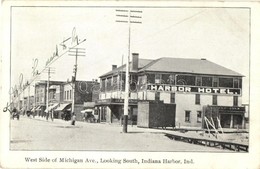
[218,106,245,112]
[96,99,138,105]
[147,84,241,95]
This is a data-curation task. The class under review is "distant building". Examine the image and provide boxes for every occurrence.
[97,53,245,129]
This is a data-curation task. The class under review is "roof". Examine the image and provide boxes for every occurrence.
[138,57,243,76]
[99,59,153,78]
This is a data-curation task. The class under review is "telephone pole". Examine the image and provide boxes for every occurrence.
[68,47,86,114]
[43,67,55,120]
[115,9,142,133]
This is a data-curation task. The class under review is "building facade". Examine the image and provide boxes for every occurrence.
[97,53,245,129]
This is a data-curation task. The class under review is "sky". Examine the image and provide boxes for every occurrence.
[11,6,250,103]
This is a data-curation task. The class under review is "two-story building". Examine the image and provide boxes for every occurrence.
[97,53,245,129]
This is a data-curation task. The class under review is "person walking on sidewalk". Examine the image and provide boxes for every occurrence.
[71,112,76,125]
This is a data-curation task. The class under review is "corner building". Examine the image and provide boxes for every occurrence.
[98,53,245,129]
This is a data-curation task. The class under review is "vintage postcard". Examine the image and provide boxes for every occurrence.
[1,0,260,169]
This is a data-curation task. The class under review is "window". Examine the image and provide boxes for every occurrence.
[106,77,112,91]
[213,77,218,87]
[64,91,66,100]
[101,79,106,92]
[196,76,202,86]
[176,75,196,86]
[233,96,238,106]
[155,74,161,84]
[202,77,212,87]
[170,93,175,103]
[147,74,155,83]
[195,94,200,105]
[185,111,191,122]
[168,74,175,85]
[212,95,218,105]
[155,92,160,101]
[233,78,240,88]
[161,74,170,84]
[70,90,72,99]
[197,111,202,123]
[219,78,233,88]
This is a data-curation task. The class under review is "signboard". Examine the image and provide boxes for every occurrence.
[147,84,241,95]
[96,99,138,105]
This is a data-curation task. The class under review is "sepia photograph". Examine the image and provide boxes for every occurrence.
[1,1,259,169]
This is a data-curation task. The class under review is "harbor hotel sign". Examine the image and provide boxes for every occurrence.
[147,84,241,95]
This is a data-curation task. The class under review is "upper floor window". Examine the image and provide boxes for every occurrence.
[196,76,202,86]
[155,74,161,84]
[202,77,212,87]
[219,78,233,88]
[195,94,200,105]
[176,75,196,86]
[147,74,155,84]
[213,77,218,87]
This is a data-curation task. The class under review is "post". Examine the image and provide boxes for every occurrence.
[116,9,142,133]
[46,67,50,120]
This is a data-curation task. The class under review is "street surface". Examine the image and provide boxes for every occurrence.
[10,116,229,151]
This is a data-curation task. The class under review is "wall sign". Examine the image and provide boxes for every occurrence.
[147,84,241,95]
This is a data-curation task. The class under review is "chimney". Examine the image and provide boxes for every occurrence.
[112,65,117,70]
[132,53,139,71]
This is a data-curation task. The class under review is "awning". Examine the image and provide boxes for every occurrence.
[81,109,93,113]
[55,103,71,111]
[45,103,59,112]
[35,106,42,111]
[83,102,95,108]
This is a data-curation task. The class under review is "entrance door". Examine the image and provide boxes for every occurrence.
[220,114,231,128]
[233,114,243,129]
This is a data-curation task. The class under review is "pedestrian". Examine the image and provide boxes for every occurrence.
[71,112,76,125]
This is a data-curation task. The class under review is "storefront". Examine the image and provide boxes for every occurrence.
[202,106,245,129]
[96,99,138,124]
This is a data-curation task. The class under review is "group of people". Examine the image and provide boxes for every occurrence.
[10,107,76,125]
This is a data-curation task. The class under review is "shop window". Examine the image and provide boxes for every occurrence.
[147,74,155,84]
[185,111,191,122]
[177,75,196,86]
[155,74,161,84]
[195,94,200,105]
[213,77,218,87]
[212,95,218,105]
[196,76,202,86]
[170,93,175,103]
[202,77,212,87]
[197,111,202,123]
[219,78,233,88]
[155,92,160,101]
[233,96,238,106]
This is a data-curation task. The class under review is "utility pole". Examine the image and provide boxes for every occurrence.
[115,9,142,133]
[68,47,85,115]
[43,67,55,120]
